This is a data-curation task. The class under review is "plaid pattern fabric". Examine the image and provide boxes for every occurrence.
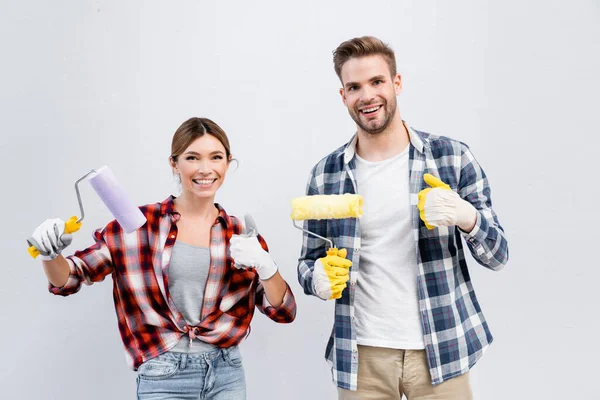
[297,125,508,389]
[50,196,296,369]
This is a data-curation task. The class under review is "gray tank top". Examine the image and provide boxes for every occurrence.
[168,241,217,353]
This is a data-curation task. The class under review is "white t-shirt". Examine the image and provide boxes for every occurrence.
[353,146,425,349]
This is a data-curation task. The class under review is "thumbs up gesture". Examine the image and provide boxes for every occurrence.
[417,174,477,232]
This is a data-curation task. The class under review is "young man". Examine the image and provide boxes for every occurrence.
[297,36,508,399]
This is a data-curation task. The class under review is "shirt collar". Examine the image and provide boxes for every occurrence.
[160,196,176,215]
[160,195,230,226]
[342,121,426,164]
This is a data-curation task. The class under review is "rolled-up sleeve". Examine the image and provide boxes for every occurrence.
[49,228,114,296]
[297,167,330,298]
[458,145,509,271]
[256,282,297,323]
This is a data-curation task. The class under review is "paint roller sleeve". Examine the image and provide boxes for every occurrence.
[290,194,363,221]
[88,166,147,233]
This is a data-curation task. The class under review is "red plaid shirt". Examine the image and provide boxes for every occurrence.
[50,196,296,369]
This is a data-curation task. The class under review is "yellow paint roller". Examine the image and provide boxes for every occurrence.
[291,194,363,257]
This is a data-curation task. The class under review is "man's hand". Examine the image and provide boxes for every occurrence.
[313,248,352,300]
[417,174,477,232]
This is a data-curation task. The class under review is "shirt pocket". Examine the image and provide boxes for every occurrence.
[419,224,440,239]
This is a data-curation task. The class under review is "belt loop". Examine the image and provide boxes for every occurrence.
[179,353,188,370]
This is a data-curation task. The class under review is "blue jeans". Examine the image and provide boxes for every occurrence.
[136,347,246,399]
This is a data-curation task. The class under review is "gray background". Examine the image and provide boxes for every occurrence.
[1,0,598,399]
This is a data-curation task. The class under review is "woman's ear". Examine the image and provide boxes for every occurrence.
[169,156,179,173]
[229,157,239,172]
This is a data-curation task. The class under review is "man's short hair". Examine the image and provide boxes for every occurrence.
[333,36,397,81]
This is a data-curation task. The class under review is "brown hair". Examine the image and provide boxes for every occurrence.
[333,36,397,81]
[170,117,232,162]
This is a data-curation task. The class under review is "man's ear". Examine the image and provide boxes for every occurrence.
[339,87,348,106]
[394,73,403,95]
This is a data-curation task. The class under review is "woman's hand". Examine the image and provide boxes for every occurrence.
[230,215,278,280]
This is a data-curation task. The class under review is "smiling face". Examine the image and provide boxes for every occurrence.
[171,134,230,200]
[339,55,402,135]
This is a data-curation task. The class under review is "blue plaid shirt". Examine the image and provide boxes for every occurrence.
[297,124,509,390]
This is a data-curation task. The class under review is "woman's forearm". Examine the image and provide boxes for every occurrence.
[42,255,70,288]
[260,271,287,308]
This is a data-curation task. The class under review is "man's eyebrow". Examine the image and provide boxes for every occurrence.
[370,75,387,81]
[344,75,387,89]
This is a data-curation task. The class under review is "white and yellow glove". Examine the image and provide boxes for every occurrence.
[313,248,353,300]
[417,174,477,231]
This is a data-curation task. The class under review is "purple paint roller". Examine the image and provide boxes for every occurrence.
[27,165,146,258]
[88,166,146,233]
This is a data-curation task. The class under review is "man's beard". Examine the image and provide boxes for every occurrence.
[349,97,397,135]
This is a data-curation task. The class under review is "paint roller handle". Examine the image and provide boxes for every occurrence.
[63,216,83,234]
[27,216,82,258]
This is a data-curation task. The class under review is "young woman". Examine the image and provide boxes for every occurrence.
[29,117,297,399]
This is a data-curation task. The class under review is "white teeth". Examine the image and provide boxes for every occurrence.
[362,106,380,113]
[193,179,214,185]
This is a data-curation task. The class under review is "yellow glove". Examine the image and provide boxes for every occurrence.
[313,248,353,300]
[418,173,477,231]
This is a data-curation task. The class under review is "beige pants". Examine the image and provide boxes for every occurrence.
[338,345,473,400]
